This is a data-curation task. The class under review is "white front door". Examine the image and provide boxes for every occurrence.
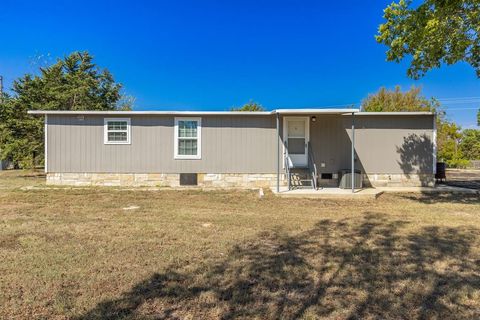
[284,117,309,168]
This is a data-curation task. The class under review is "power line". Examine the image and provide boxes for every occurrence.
[436,96,480,101]
[441,107,479,110]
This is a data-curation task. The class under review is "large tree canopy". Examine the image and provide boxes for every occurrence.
[362,86,467,167]
[376,0,480,79]
[361,86,440,112]
[14,51,128,111]
[0,51,133,168]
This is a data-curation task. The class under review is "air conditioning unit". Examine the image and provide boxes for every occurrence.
[338,169,362,189]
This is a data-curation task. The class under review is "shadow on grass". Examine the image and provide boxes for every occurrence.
[398,192,480,205]
[76,213,480,319]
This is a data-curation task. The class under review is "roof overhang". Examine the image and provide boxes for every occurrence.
[27,108,361,116]
[354,112,434,116]
[27,109,433,116]
[274,108,359,115]
[27,110,274,116]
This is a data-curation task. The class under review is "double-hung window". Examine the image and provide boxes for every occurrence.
[174,117,201,159]
[104,118,131,144]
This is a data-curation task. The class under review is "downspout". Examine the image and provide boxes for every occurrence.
[276,111,280,193]
[351,112,355,193]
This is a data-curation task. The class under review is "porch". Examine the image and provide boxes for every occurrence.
[271,186,383,199]
[275,109,360,193]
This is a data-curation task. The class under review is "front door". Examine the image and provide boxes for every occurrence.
[284,117,309,168]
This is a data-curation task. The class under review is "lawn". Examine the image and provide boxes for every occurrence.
[0,171,479,319]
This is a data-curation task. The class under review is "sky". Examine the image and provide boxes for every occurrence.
[0,0,479,128]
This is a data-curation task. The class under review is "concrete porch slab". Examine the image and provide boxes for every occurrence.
[377,185,479,194]
[270,187,383,199]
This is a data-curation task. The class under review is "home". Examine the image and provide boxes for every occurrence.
[28,109,436,191]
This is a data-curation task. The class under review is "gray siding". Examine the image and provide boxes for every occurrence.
[347,115,434,174]
[47,115,277,173]
[47,113,434,175]
[300,114,434,174]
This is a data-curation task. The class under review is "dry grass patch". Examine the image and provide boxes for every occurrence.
[0,170,479,319]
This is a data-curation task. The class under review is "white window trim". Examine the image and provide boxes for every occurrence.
[174,117,202,159]
[104,118,131,145]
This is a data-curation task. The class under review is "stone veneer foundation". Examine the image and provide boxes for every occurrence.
[46,172,435,188]
[46,173,282,188]
[364,173,435,187]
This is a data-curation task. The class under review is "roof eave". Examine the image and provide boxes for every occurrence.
[27,110,434,116]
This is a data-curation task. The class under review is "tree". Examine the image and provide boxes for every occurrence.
[362,86,466,167]
[477,109,480,126]
[13,51,132,111]
[231,100,265,111]
[437,121,469,168]
[376,0,480,79]
[362,86,440,112]
[459,129,480,160]
[0,51,133,168]
[0,95,43,168]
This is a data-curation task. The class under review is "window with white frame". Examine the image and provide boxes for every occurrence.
[174,117,201,159]
[104,118,131,144]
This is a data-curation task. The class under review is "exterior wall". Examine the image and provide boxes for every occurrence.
[47,115,277,174]
[345,115,435,175]
[47,172,283,188]
[46,113,435,188]
[280,114,435,187]
[285,114,434,175]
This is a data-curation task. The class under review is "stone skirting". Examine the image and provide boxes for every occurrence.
[364,173,435,187]
[46,172,283,188]
[46,172,434,188]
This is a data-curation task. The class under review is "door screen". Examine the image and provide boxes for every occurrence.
[287,120,306,155]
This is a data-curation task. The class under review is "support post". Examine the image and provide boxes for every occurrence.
[351,112,355,193]
[276,112,280,193]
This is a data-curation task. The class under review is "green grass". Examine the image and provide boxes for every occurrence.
[0,170,479,319]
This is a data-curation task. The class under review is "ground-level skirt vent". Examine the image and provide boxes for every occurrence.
[180,173,198,186]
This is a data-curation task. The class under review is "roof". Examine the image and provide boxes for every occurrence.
[27,108,360,116]
[355,112,434,116]
[28,110,274,116]
[27,109,433,116]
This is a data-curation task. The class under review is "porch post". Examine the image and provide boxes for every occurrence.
[276,111,280,193]
[351,112,355,193]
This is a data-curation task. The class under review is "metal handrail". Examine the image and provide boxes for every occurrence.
[284,142,291,190]
[308,142,318,190]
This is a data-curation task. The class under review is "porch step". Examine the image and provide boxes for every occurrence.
[291,171,313,189]
[289,168,316,189]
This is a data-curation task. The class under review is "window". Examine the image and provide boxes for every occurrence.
[174,117,201,159]
[104,118,131,144]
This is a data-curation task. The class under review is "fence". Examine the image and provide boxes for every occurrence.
[468,160,480,169]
